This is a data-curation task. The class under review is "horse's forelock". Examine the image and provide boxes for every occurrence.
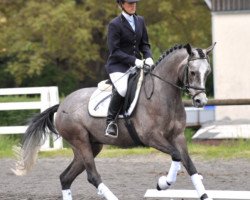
[196,48,206,59]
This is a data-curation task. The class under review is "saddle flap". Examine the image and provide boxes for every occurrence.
[88,69,144,118]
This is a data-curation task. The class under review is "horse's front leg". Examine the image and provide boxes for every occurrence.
[147,133,182,190]
[175,133,213,200]
[157,160,181,190]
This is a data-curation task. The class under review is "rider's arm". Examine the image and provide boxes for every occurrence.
[139,17,152,59]
[107,22,136,66]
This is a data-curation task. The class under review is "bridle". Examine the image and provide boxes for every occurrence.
[145,56,209,100]
[182,57,208,100]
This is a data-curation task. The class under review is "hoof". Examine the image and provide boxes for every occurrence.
[157,176,171,190]
[156,183,161,191]
[200,193,213,200]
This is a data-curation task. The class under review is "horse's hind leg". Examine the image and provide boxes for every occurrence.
[66,131,118,200]
[82,144,119,200]
[175,134,212,200]
[60,143,103,200]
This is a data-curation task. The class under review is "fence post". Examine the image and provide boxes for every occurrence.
[0,86,63,151]
[49,87,63,150]
[40,88,51,151]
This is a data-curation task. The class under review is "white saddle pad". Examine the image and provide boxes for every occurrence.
[88,69,144,118]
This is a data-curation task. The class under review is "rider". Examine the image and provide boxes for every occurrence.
[105,0,154,138]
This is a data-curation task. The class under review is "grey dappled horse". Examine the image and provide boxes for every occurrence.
[13,44,215,200]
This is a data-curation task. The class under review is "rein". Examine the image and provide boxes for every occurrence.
[144,57,208,100]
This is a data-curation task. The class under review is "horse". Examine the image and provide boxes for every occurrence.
[13,43,215,200]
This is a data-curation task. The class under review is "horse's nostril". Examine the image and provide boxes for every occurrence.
[195,99,201,104]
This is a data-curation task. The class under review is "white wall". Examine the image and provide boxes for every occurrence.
[212,11,250,120]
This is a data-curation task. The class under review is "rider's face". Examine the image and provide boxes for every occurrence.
[122,2,137,15]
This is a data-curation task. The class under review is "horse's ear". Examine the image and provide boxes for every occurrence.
[206,42,216,55]
[185,43,193,56]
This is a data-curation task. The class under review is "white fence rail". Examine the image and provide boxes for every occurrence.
[144,189,250,199]
[0,86,63,150]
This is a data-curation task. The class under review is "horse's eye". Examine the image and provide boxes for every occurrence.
[190,71,195,76]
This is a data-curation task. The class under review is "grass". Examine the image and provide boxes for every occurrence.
[5,96,245,160]
[38,141,250,160]
[189,140,250,159]
[1,129,250,160]
[0,135,21,158]
[38,146,158,158]
[98,146,157,158]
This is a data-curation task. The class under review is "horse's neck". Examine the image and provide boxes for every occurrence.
[144,50,187,114]
[153,50,188,94]
[155,50,187,80]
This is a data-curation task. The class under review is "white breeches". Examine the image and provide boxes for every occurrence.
[109,72,130,97]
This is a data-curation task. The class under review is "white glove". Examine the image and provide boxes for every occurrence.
[145,57,154,67]
[135,59,144,69]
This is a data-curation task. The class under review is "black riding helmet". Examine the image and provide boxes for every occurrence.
[116,0,140,4]
[116,0,139,15]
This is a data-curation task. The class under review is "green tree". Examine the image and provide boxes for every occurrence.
[139,0,211,58]
[0,0,213,95]
[0,0,102,94]
[139,0,213,95]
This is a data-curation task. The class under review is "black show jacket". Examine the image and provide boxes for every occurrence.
[105,14,152,74]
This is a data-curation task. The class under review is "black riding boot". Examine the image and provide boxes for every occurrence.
[105,89,124,138]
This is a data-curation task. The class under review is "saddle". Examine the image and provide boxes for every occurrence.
[88,69,144,118]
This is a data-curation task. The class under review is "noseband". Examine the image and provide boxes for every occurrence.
[146,56,209,100]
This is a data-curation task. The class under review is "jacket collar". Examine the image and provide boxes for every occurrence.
[122,11,134,22]
[120,14,138,33]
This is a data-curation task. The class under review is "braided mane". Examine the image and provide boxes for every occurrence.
[154,44,206,67]
[154,44,185,67]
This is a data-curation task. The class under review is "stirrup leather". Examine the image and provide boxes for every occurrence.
[105,121,118,138]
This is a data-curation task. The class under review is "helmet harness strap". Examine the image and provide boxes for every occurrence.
[118,0,136,16]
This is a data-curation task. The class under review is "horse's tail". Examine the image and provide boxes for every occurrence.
[12,104,60,176]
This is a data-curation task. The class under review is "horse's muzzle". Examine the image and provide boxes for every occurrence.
[192,92,208,108]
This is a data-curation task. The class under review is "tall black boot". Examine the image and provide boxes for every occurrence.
[105,89,124,138]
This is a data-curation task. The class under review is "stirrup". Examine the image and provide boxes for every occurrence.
[105,122,118,138]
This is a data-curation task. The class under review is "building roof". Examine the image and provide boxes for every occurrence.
[204,0,250,12]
